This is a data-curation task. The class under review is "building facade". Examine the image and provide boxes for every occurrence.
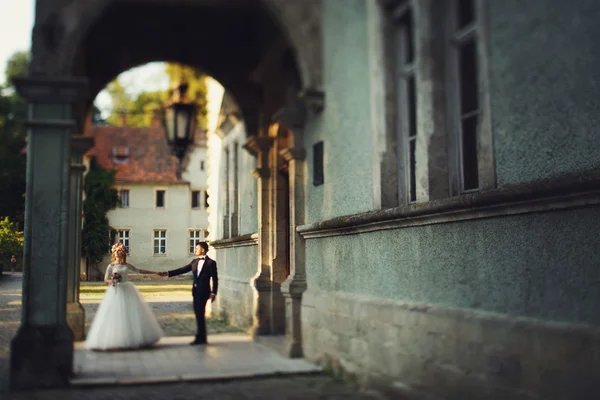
[84,121,210,279]
[11,0,600,398]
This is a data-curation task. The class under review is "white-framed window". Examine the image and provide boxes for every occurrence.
[189,230,203,254]
[155,189,166,208]
[447,0,480,193]
[117,229,130,254]
[153,230,167,255]
[393,0,417,203]
[119,189,130,208]
[191,190,201,209]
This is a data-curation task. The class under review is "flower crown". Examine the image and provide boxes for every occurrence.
[111,242,127,255]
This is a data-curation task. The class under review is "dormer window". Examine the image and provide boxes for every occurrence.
[112,146,130,164]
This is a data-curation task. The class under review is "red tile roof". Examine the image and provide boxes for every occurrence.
[86,126,182,183]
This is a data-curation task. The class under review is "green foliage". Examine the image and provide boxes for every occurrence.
[82,158,119,272]
[0,217,24,271]
[0,51,29,227]
[4,51,29,87]
[102,63,208,129]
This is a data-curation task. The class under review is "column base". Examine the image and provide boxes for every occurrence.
[66,302,86,341]
[10,324,74,390]
[250,275,273,337]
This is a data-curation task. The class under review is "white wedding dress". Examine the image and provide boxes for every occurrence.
[85,263,164,351]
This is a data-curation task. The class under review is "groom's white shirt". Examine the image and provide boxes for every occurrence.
[196,257,205,277]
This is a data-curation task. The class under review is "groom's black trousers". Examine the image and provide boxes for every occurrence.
[193,295,209,343]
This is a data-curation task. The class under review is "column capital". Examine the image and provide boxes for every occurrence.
[252,167,270,179]
[243,136,274,157]
[280,148,306,162]
[71,135,94,155]
[13,76,89,104]
[299,88,325,114]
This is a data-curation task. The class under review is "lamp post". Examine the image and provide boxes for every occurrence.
[163,81,198,178]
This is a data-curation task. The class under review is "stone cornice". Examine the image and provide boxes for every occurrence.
[280,148,306,162]
[211,233,259,249]
[243,136,274,157]
[71,135,94,154]
[13,76,88,103]
[297,169,600,239]
[25,119,76,129]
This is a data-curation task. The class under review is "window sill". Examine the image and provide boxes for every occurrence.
[297,168,600,239]
[152,254,168,257]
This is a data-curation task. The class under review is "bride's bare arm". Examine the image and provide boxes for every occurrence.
[127,263,159,275]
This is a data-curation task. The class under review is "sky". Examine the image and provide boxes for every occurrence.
[0,0,170,116]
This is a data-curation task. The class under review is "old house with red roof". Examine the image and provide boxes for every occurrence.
[83,115,209,279]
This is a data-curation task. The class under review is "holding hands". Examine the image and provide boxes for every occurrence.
[158,271,168,277]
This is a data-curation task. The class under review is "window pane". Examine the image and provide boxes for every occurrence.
[191,191,200,208]
[160,231,166,238]
[407,76,417,139]
[409,138,417,202]
[156,190,165,207]
[400,8,414,64]
[459,39,479,115]
[461,115,479,190]
[457,0,475,29]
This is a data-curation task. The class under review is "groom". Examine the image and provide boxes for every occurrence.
[159,241,218,345]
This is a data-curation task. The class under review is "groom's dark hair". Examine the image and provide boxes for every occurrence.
[196,241,209,252]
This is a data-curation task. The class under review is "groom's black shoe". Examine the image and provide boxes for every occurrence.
[189,340,207,346]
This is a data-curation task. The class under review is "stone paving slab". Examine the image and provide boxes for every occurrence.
[72,334,321,386]
[0,273,383,399]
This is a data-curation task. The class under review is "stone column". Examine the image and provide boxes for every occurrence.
[280,148,307,358]
[243,136,274,336]
[275,87,308,357]
[66,136,94,341]
[10,76,88,390]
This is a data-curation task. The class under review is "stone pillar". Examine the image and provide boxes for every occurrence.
[280,148,307,357]
[243,136,274,336]
[66,136,94,341]
[275,87,308,357]
[10,76,88,390]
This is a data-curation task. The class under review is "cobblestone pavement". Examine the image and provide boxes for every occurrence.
[0,273,381,400]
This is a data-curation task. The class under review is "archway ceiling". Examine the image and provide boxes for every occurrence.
[78,0,284,131]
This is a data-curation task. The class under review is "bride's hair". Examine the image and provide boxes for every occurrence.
[111,242,127,264]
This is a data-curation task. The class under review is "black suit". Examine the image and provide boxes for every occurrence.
[167,256,218,343]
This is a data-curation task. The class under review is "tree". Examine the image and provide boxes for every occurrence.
[0,217,24,272]
[0,50,29,227]
[4,51,29,87]
[101,63,208,129]
[164,63,209,130]
[81,158,119,281]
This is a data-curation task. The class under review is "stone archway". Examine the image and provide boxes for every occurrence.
[11,0,320,390]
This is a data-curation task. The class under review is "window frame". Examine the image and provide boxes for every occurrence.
[392,0,418,204]
[191,190,201,209]
[116,229,131,254]
[446,0,494,195]
[119,188,130,208]
[188,229,203,254]
[152,229,168,256]
[154,188,167,209]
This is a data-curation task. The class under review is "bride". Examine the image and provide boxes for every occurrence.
[85,242,164,351]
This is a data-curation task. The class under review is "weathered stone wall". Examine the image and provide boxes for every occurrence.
[212,244,257,330]
[302,288,600,399]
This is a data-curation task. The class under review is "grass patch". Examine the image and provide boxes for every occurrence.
[80,282,192,297]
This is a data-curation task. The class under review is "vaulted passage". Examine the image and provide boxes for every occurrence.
[11,0,319,389]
